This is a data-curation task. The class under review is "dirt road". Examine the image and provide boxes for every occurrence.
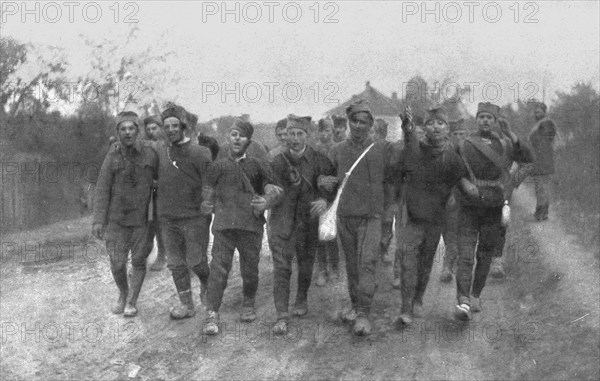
[1,184,598,380]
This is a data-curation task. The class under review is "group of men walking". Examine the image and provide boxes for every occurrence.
[92,98,557,336]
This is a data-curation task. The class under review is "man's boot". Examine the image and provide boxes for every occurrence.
[240,297,256,322]
[489,257,506,279]
[111,268,129,314]
[124,267,146,317]
[534,206,543,221]
[542,205,549,221]
[292,293,308,317]
[169,270,195,320]
[353,312,372,336]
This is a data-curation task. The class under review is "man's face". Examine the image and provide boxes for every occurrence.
[117,121,138,148]
[287,127,308,152]
[163,117,184,144]
[348,112,373,143]
[319,126,332,143]
[333,122,347,141]
[229,128,249,156]
[145,123,162,141]
[451,130,467,145]
[275,127,288,146]
[424,119,448,144]
[534,107,546,121]
[476,112,495,133]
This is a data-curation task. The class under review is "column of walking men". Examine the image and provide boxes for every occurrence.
[92,99,536,337]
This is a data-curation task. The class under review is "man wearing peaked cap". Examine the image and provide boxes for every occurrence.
[392,106,467,325]
[267,113,336,335]
[328,99,395,335]
[452,102,534,321]
[155,103,214,320]
[92,111,159,317]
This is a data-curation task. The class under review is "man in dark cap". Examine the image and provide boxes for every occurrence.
[394,107,467,325]
[142,115,168,272]
[528,102,559,221]
[217,116,270,163]
[93,111,159,317]
[331,115,348,143]
[439,118,467,283]
[156,104,213,320]
[314,116,341,287]
[267,118,289,161]
[327,99,394,335]
[202,117,282,335]
[453,102,533,321]
[268,114,335,334]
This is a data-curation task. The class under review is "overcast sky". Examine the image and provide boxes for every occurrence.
[2,0,599,122]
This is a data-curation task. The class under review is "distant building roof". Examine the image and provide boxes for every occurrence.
[325,81,403,117]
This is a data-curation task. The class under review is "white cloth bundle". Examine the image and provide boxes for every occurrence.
[318,143,374,241]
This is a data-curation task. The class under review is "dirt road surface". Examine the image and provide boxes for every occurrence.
[1,184,599,380]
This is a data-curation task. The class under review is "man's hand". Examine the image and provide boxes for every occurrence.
[92,223,105,240]
[251,195,268,213]
[264,184,283,198]
[200,201,214,215]
[310,199,328,218]
[400,106,413,132]
[460,178,479,199]
[318,175,338,193]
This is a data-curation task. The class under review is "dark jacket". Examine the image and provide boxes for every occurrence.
[156,140,212,220]
[458,131,533,207]
[397,136,466,225]
[329,138,394,218]
[93,140,158,227]
[270,146,335,239]
[529,118,557,175]
[207,153,279,234]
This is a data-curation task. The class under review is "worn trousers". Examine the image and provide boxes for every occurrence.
[396,220,442,312]
[270,222,318,314]
[337,216,381,315]
[533,175,551,208]
[105,222,153,272]
[456,206,506,305]
[206,229,263,312]
[442,200,460,268]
